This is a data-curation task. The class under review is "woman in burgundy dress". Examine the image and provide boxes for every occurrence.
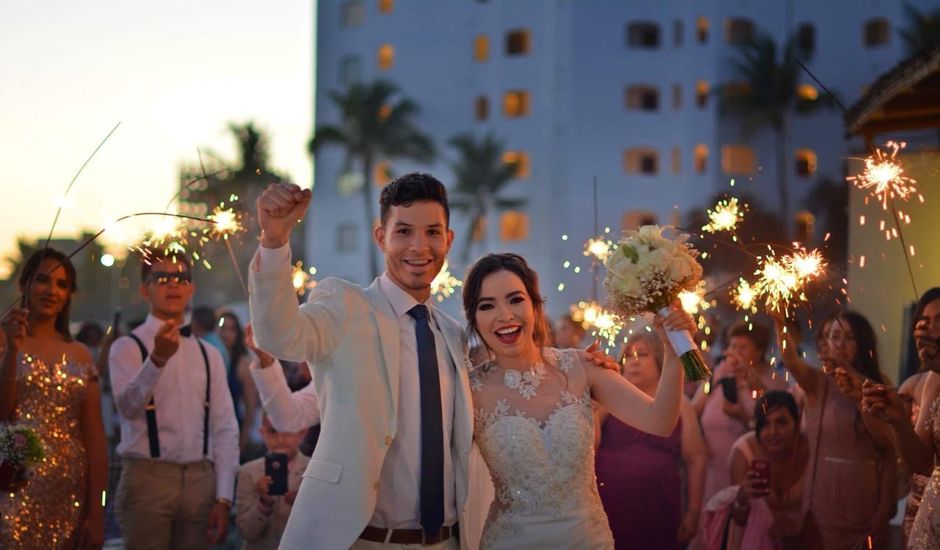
[595,332,707,549]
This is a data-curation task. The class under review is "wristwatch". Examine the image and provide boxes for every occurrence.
[215,497,233,510]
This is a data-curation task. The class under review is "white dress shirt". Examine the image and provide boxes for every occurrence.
[109,314,241,500]
[256,245,458,529]
[249,359,321,432]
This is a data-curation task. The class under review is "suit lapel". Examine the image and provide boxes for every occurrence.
[431,307,474,460]
[365,280,401,423]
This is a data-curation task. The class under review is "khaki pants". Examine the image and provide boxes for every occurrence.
[116,457,216,550]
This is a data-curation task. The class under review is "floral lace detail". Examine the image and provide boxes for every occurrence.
[547,347,575,373]
[909,395,940,548]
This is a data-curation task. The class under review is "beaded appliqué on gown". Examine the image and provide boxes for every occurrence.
[0,353,97,550]
[470,348,613,549]
[909,396,940,549]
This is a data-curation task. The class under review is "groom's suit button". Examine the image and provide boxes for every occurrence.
[384,436,393,446]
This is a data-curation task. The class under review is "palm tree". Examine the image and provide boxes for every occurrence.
[900,2,940,56]
[309,80,434,279]
[719,32,838,236]
[447,132,526,263]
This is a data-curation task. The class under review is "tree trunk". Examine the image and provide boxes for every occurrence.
[775,120,791,240]
[361,154,380,280]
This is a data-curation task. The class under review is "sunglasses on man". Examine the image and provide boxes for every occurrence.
[147,271,193,285]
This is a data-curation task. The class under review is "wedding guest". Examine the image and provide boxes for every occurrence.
[0,248,108,549]
[554,314,586,348]
[192,305,229,368]
[703,391,813,549]
[109,250,239,549]
[236,414,309,550]
[774,310,896,549]
[595,332,706,549]
[219,311,260,457]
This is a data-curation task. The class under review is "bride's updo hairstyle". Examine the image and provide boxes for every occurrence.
[463,253,550,353]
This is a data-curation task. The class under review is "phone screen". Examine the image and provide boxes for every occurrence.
[265,452,289,496]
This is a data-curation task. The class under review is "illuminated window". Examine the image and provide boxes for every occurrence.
[378,0,393,14]
[340,55,362,85]
[795,211,816,243]
[378,104,392,121]
[377,44,394,71]
[672,84,682,109]
[503,90,530,118]
[622,210,658,231]
[336,223,358,252]
[502,150,530,179]
[625,85,660,111]
[726,18,755,44]
[475,96,489,121]
[627,22,661,48]
[694,144,708,174]
[673,20,684,46]
[374,161,392,187]
[624,148,659,175]
[797,23,815,53]
[797,83,819,101]
[721,145,756,175]
[696,16,710,43]
[695,80,710,108]
[864,18,890,47]
[506,29,531,56]
[471,217,486,242]
[342,0,364,27]
[474,35,489,62]
[671,147,681,174]
[795,149,817,177]
[500,211,529,241]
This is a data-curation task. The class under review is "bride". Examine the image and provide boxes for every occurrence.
[463,253,692,549]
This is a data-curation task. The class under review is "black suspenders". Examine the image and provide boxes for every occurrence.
[127,333,211,458]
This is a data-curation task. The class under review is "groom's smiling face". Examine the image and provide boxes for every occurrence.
[375,200,454,302]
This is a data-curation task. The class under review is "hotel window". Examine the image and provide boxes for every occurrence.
[377,44,394,71]
[625,85,660,111]
[506,29,531,56]
[622,210,658,231]
[673,20,684,46]
[475,96,489,121]
[864,18,890,48]
[502,150,530,179]
[342,0,364,27]
[795,149,817,177]
[500,211,529,241]
[797,83,819,101]
[671,147,681,174]
[672,84,682,109]
[696,16,710,43]
[339,55,362,86]
[721,145,756,175]
[378,104,392,121]
[695,80,710,108]
[694,144,708,174]
[336,223,359,252]
[726,18,755,44]
[378,0,393,14]
[474,35,489,62]
[795,211,816,243]
[471,217,486,242]
[503,90,530,118]
[374,161,392,187]
[627,22,661,48]
[797,23,815,53]
[624,148,659,175]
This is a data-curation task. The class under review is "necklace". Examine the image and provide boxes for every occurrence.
[496,360,547,400]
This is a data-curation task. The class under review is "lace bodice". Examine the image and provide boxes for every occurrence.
[470,348,613,549]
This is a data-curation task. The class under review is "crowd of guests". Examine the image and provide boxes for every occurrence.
[1,243,939,549]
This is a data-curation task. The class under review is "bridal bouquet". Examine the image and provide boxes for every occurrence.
[0,424,44,492]
[603,225,711,381]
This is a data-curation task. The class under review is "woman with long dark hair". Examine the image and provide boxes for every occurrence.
[218,311,260,457]
[0,248,108,549]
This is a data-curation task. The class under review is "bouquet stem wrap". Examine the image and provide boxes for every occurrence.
[658,307,711,382]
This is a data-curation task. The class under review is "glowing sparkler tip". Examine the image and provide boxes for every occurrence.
[702,197,746,234]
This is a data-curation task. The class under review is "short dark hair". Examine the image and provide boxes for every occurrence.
[18,247,77,342]
[462,253,549,355]
[140,247,193,281]
[725,320,771,357]
[754,391,800,443]
[379,172,449,227]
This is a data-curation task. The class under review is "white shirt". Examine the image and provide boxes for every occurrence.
[109,314,241,500]
[249,358,320,432]
[256,245,458,529]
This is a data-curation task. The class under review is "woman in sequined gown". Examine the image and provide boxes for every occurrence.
[0,248,108,549]
[863,287,940,549]
[462,254,694,550]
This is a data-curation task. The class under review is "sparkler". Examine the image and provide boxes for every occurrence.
[570,300,623,349]
[678,281,709,315]
[197,150,250,299]
[291,261,318,296]
[702,197,746,234]
[750,246,827,315]
[430,260,462,302]
[583,236,613,263]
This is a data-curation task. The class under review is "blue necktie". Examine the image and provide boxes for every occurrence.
[407,304,445,537]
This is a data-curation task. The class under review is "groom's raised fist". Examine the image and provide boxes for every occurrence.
[258,182,312,248]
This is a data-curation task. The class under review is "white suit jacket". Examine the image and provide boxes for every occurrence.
[249,261,477,549]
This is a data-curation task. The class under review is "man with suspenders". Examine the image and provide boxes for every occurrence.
[109,250,240,549]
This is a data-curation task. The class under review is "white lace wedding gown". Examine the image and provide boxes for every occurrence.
[470,347,614,549]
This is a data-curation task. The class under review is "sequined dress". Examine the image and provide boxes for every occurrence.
[910,396,940,549]
[470,348,613,550]
[0,353,97,549]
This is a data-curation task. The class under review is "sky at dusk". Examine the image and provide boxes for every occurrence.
[0,1,314,276]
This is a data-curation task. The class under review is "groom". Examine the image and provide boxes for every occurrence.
[249,173,474,549]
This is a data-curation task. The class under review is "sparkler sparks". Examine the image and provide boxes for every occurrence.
[748,247,827,314]
[206,202,243,239]
[732,279,758,311]
[430,260,462,302]
[847,141,920,210]
[583,237,614,262]
[570,300,623,348]
[678,281,709,315]
[702,197,746,234]
[291,261,318,296]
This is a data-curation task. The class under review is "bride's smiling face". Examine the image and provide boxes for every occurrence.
[474,270,539,360]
